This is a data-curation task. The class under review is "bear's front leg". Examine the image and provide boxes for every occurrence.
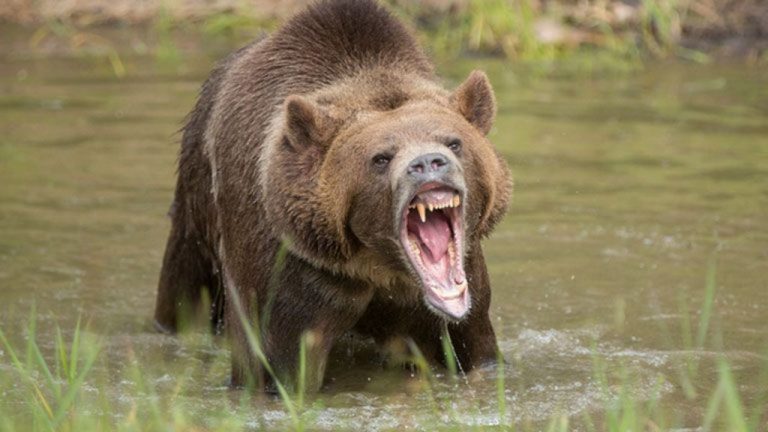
[252,253,373,393]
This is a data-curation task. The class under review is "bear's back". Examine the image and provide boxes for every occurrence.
[219,0,434,108]
[269,0,434,82]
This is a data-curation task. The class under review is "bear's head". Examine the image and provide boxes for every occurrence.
[261,70,511,320]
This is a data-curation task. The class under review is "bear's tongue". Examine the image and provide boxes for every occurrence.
[407,210,451,263]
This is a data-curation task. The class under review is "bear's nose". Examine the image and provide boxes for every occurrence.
[407,153,450,179]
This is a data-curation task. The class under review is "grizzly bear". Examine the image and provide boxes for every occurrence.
[153,0,511,392]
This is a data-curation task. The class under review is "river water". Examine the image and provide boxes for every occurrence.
[1,36,766,429]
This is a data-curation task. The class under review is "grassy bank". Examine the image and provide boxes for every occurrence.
[1,0,766,72]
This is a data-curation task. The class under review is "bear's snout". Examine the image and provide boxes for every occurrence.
[406,152,450,181]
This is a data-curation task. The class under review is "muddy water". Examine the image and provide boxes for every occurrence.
[1,42,767,429]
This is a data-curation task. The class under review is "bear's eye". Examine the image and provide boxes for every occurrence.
[372,153,393,169]
[446,138,462,153]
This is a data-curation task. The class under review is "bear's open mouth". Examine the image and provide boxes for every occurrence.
[400,183,468,320]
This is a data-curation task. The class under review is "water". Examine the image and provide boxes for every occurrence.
[1,34,767,429]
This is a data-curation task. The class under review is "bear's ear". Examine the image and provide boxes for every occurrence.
[284,95,330,149]
[450,70,496,136]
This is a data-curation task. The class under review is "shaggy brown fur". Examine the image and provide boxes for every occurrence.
[154,0,511,392]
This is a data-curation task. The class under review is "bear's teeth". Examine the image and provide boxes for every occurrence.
[409,193,461,218]
[417,203,426,222]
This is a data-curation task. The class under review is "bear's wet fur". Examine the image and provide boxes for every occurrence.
[154,0,511,392]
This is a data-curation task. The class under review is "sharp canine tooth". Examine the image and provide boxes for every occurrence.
[417,203,426,222]
[453,195,461,207]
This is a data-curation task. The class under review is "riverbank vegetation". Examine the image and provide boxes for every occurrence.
[1,0,766,75]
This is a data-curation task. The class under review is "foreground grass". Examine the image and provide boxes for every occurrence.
[0,262,766,431]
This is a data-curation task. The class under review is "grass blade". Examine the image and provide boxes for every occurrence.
[51,336,100,427]
[55,328,68,381]
[69,316,81,382]
[695,258,717,349]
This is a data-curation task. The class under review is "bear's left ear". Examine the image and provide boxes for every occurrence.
[450,70,496,136]
[284,95,331,149]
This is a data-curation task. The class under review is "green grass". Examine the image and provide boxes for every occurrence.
[1,260,766,431]
[13,0,732,79]
[27,19,127,77]
[404,0,556,61]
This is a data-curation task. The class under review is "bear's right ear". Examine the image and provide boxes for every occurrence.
[450,70,496,136]
[284,95,330,149]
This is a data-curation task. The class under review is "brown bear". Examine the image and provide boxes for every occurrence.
[153,0,511,392]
